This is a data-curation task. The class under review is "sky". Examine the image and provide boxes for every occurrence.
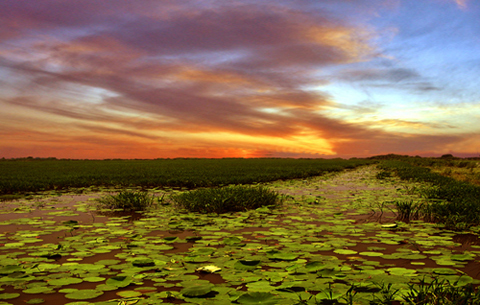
[1,0,480,159]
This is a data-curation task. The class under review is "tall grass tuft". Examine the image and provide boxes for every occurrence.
[172,185,282,214]
[403,277,480,305]
[96,190,154,211]
[394,200,429,222]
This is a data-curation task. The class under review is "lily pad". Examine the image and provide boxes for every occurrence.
[266,250,298,261]
[359,252,383,257]
[433,268,458,275]
[237,292,279,305]
[48,277,83,286]
[305,261,325,272]
[23,287,55,294]
[235,260,261,270]
[180,282,214,297]
[223,236,243,245]
[0,293,20,300]
[132,258,155,267]
[25,299,45,304]
[381,223,398,229]
[196,265,221,273]
[83,277,106,283]
[105,276,132,288]
[64,289,104,300]
[333,249,358,255]
[116,290,143,298]
[450,253,475,261]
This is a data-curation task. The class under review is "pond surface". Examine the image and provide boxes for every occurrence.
[0,165,479,304]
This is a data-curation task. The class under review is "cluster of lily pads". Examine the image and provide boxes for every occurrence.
[0,165,479,304]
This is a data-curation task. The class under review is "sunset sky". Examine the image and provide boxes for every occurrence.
[1,0,480,159]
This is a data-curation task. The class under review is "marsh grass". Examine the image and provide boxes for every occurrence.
[172,185,282,214]
[96,190,154,211]
[379,160,480,229]
[403,277,480,305]
[394,200,429,222]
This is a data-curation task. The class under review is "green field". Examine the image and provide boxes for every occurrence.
[0,158,374,195]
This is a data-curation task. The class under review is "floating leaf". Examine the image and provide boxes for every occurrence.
[305,261,325,272]
[116,290,142,298]
[132,259,155,267]
[83,277,105,283]
[180,282,214,297]
[359,252,383,257]
[433,268,457,275]
[163,236,177,241]
[65,289,104,300]
[0,293,20,300]
[381,223,398,229]
[234,260,261,270]
[48,277,83,286]
[223,236,243,246]
[333,249,358,255]
[266,250,298,261]
[25,299,44,304]
[196,265,221,273]
[237,292,278,305]
[0,265,22,275]
[185,256,210,263]
[246,280,275,292]
[387,267,416,276]
[450,253,475,261]
[23,287,55,294]
[105,276,132,288]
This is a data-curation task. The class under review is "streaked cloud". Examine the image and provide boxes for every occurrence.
[0,0,479,158]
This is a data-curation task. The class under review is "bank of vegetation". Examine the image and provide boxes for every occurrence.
[0,158,373,195]
[377,156,480,229]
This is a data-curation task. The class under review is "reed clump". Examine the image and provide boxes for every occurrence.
[96,190,154,211]
[172,185,282,214]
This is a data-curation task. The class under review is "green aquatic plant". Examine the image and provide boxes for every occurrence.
[394,200,422,222]
[402,277,480,305]
[171,185,282,213]
[371,282,401,305]
[96,190,154,211]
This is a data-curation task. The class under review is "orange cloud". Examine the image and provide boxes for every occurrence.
[304,26,374,62]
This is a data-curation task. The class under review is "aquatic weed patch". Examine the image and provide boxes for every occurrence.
[402,277,480,305]
[172,185,282,213]
[96,190,154,211]
[0,165,479,304]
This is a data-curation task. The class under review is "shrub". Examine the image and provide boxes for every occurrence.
[172,185,282,214]
[96,190,154,211]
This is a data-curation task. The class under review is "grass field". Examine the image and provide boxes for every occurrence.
[0,158,374,195]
